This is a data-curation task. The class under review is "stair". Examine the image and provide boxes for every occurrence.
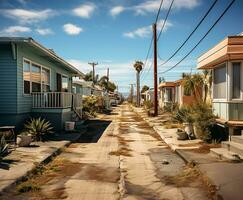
[210,135,243,162]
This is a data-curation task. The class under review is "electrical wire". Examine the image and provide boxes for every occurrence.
[158,0,218,66]
[158,0,235,75]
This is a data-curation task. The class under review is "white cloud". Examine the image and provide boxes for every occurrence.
[63,24,83,35]
[72,3,96,18]
[0,25,31,36]
[134,0,200,15]
[0,8,55,24]
[36,28,53,35]
[110,6,125,17]
[124,19,172,38]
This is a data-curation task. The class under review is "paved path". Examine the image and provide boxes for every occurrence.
[2,104,209,200]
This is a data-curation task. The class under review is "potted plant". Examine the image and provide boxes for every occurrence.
[17,132,32,147]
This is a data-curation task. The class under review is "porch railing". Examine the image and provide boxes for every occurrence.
[32,92,82,109]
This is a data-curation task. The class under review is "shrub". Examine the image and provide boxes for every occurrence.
[82,96,100,118]
[0,135,8,161]
[143,100,153,109]
[172,105,194,124]
[192,102,216,141]
[24,117,53,141]
[163,103,179,113]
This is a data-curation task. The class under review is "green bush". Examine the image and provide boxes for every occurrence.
[24,117,53,141]
[163,103,179,113]
[192,102,216,141]
[143,100,153,109]
[172,105,194,124]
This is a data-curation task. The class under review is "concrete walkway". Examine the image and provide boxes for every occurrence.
[134,106,243,200]
[0,133,81,193]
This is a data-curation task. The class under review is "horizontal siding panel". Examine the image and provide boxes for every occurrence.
[0,43,17,114]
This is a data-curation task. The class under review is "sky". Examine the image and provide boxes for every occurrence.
[0,0,243,94]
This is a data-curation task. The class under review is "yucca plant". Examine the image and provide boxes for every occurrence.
[24,118,53,141]
[0,135,9,161]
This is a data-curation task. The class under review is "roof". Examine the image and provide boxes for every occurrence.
[197,35,243,69]
[73,80,93,88]
[0,37,84,77]
[158,81,175,88]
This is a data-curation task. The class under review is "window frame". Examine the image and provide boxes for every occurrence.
[212,62,227,101]
[230,61,243,101]
[23,57,51,95]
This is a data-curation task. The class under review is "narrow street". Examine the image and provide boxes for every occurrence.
[3,104,209,200]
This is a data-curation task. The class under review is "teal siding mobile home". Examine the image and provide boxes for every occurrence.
[0,37,83,131]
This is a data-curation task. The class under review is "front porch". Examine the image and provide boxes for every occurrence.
[31,92,82,131]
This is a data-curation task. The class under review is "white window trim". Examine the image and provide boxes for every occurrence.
[230,61,243,101]
[23,57,51,95]
[212,62,227,102]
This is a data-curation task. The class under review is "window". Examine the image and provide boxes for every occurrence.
[213,64,226,99]
[24,60,31,94]
[62,76,68,92]
[23,59,50,94]
[232,62,241,99]
[42,68,50,92]
[31,64,41,92]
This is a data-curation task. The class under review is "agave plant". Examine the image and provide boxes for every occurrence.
[24,118,53,141]
[0,135,9,161]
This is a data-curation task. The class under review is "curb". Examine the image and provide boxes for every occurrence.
[0,133,82,194]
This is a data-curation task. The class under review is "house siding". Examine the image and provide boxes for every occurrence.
[0,43,17,114]
[16,43,72,114]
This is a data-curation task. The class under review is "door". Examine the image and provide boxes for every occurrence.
[56,73,62,92]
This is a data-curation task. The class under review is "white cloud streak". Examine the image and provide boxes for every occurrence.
[36,28,53,35]
[110,6,125,17]
[72,2,96,18]
[0,8,55,24]
[63,24,83,35]
[0,25,31,36]
[123,19,172,38]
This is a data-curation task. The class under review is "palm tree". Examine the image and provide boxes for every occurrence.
[133,61,143,107]
[182,73,203,103]
[202,70,212,103]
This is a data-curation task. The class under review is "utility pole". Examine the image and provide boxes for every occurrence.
[153,23,158,116]
[136,71,140,107]
[88,62,98,83]
[129,84,134,103]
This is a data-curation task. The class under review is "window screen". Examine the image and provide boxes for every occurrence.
[232,63,241,99]
[213,64,226,99]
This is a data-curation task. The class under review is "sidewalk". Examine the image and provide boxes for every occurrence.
[0,132,82,193]
[133,106,243,200]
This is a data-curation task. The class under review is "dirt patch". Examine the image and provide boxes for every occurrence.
[124,181,160,200]
[189,143,221,154]
[78,164,120,183]
[109,147,133,157]
[2,158,83,200]
[162,164,217,199]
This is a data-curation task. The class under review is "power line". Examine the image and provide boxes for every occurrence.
[158,0,218,66]
[155,0,164,23]
[157,0,175,42]
[141,0,164,77]
[159,0,235,75]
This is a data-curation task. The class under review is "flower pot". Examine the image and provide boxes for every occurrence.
[17,135,32,147]
[193,125,201,139]
[183,123,195,139]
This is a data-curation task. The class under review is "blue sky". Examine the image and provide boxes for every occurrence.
[0,0,243,94]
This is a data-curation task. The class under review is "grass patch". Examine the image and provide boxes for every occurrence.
[163,122,183,129]
[17,182,41,193]
[109,147,132,157]
[190,143,221,154]
[163,164,217,199]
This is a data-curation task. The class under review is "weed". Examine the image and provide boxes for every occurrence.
[17,182,40,193]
